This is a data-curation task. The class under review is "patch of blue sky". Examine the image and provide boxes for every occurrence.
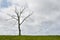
[0,0,12,8]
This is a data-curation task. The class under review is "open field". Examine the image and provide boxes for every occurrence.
[0,35,60,40]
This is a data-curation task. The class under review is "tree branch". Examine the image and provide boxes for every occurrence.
[20,7,26,15]
[15,7,19,17]
[7,14,18,21]
[20,13,33,25]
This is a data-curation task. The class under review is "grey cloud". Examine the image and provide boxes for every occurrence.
[0,0,60,35]
[21,0,60,35]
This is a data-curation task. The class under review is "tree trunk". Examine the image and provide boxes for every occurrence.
[18,16,21,36]
[18,23,21,36]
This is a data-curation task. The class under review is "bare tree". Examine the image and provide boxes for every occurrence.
[7,6,33,36]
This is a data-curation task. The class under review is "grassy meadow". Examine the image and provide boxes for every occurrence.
[0,35,60,40]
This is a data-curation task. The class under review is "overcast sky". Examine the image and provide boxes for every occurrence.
[0,0,60,35]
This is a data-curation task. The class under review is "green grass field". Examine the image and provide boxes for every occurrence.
[0,36,60,40]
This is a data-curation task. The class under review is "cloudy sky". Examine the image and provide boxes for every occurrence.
[0,0,60,35]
